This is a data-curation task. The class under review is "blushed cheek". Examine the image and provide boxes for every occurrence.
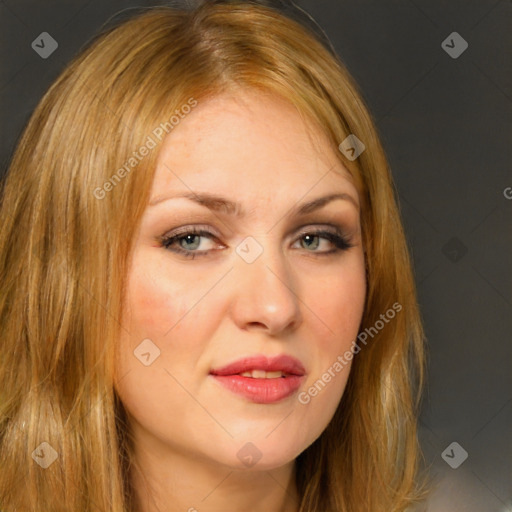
[122,262,188,339]
[114,264,192,394]
[313,274,365,349]
[119,259,221,368]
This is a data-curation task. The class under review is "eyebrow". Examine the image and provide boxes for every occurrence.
[148,191,359,216]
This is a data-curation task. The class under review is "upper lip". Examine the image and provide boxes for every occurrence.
[210,354,306,377]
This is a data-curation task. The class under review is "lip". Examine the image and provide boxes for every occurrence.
[210,354,306,377]
[209,354,306,404]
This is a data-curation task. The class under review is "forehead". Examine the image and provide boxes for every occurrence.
[151,89,359,207]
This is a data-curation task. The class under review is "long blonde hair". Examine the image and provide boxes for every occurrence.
[0,2,429,510]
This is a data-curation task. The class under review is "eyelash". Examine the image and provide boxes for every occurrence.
[159,224,355,260]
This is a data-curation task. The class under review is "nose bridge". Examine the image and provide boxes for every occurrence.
[230,234,302,333]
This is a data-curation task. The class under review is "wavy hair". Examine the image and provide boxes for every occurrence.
[0,1,429,510]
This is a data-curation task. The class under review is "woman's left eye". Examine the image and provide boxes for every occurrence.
[159,226,354,260]
[292,229,354,254]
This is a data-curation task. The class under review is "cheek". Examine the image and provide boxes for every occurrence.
[114,260,206,422]
[298,257,365,416]
[308,259,366,349]
[115,262,184,391]
[117,253,227,380]
[121,259,200,340]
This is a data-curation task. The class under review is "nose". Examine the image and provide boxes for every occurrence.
[229,236,303,335]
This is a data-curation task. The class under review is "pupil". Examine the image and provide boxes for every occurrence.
[303,234,318,250]
[182,234,199,250]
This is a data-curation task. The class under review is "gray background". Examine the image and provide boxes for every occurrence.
[1,1,511,510]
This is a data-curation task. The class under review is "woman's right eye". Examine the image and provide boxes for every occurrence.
[160,228,221,259]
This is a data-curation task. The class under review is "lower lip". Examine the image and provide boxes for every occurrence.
[211,374,304,404]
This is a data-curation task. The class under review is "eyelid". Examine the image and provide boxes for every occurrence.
[161,224,220,239]
[292,221,356,240]
[293,222,346,234]
[162,220,354,240]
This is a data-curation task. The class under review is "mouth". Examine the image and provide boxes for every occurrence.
[210,354,306,377]
[209,354,306,404]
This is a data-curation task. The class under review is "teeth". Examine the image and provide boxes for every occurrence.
[240,370,286,378]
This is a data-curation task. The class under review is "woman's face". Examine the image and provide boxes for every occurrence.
[115,89,366,471]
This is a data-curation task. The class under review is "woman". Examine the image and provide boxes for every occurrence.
[0,1,429,510]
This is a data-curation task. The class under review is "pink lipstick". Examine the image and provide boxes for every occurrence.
[209,354,306,404]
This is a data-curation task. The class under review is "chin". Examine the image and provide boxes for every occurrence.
[216,439,305,472]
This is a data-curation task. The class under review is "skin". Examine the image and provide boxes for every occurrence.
[114,88,366,512]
